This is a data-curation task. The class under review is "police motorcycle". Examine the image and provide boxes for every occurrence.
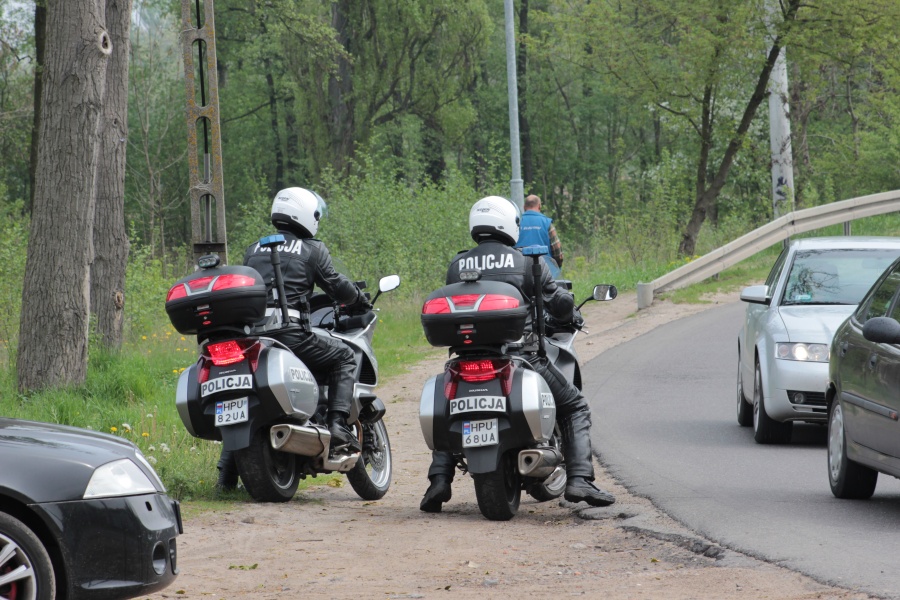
[165,234,398,502]
[418,245,616,520]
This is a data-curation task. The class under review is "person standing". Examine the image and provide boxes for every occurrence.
[516,194,563,276]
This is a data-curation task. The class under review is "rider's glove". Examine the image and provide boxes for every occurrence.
[350,290,373,312]
[572,309,585,329]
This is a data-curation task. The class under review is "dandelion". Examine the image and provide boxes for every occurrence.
[147,456,157,465]
[179,367,186,372]
[141,335,147,340]
[110,426,118,433]
[190,446,197,452]
[146,413,154,418]
[160,443,171,453]
[122,423,132,432]
[172,369,178,373]
[180,336,186,341]
[142,432,149,438]
[148,445,156,452]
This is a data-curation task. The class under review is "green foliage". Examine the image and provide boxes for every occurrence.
[0,197,26,368]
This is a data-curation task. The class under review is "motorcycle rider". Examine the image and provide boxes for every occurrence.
[216,186,370,490]
[420,195,616,512]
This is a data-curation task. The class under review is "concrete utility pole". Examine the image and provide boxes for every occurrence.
[503,0,524,212]
[181,0,227,262]
[766,0,794,222]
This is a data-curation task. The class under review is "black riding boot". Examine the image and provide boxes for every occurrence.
[560,408,615,507]
[216,449,238,491]
[420,474,453,513]
[327,411,361,453]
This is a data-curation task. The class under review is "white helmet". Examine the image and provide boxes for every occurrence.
[270,187,327,238]
[469,196,520,245]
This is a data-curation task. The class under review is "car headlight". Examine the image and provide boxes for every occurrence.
[84,459,159,499]
[775,342,829,363]
[134,449,167,493]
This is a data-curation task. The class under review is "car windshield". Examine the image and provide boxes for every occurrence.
[780,248,900,306]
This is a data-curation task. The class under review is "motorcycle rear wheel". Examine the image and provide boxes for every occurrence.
[235,427,300,502]
[472,450,521,521]
[346,419,392,500]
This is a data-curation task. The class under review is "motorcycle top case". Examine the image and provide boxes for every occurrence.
[165,265,268,335]
[421,280,528,347]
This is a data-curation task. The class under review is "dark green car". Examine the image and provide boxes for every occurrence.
[827,256,900,499]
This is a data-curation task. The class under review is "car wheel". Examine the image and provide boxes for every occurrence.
[752,359,793,444]
[0,511,56,600]
[828,400,877,499]
[736,349,753,427]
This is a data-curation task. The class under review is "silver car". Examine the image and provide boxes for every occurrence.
[736,237,900,444]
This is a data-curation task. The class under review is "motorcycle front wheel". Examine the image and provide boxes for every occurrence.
[346,419,392,500]
[235,427,300,502]
[472,450,521,521]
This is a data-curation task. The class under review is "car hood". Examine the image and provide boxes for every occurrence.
[777,305,854,343]
[0,418,142,503]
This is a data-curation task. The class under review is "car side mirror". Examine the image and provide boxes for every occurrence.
[740,284,770,305]
[862,316,900,344]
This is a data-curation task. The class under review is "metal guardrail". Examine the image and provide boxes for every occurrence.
[636,189,900,309]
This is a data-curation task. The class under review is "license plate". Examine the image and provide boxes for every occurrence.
[215,397,249,426]
[462,418,498,448]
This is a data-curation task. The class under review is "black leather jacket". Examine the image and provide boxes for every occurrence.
[243,230,360,310]
[446,240,573,322]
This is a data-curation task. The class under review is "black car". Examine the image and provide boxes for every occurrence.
[827,256,900,499]
[0,418,182,599]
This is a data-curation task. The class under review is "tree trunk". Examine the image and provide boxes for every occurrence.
[27,1,46,215]
[18,0,110,392]
[328,0,354,175]
[678,41,790,257]
[91,0,131,350]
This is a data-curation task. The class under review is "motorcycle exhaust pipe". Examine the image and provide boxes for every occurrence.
[270,423,330,458]
[518,447,563,478]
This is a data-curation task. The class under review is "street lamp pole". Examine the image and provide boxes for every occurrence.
[503,0,524,211]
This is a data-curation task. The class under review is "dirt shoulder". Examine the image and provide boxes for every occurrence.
[146,292,876,600]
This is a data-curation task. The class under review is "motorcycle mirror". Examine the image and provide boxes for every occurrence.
[593,284,617,301]
[379,275,400,293]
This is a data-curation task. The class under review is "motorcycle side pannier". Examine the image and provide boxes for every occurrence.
[165,265,268,335]
[421,280,528,347]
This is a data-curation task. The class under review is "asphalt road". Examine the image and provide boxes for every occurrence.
[585,300,900,599]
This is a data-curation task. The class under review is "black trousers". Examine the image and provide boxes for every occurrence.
[427,354,596,481]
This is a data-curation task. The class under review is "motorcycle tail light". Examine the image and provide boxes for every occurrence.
[211,274,257,291]
[204,339,262,369]
[186,276,214,292]
[422,297,451,314]
[166,284,187,302]
[198,358,211,384]
[443,358,514,400]
[476,294,519,311]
